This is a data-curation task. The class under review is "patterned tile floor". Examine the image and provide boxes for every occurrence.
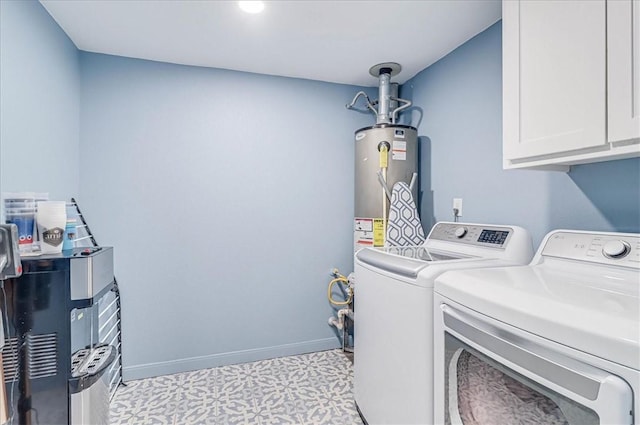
[109,349,364,425]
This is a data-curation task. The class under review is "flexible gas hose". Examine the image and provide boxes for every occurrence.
[327,275,352,306]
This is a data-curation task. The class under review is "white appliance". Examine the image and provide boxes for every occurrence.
[354,221,533,425]
[434,230,640,425]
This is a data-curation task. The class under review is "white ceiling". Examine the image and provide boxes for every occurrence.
[40,0,501,87]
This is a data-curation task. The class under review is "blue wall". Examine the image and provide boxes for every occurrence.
[79,53,374,379]
[0,0,80,201]
[403,22,640,247]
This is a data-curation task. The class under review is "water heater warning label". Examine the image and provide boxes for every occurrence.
[355,218,385,249]
[392,140,407,160]
[355,218,373,232]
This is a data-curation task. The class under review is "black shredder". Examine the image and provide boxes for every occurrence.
[1,247,119,425]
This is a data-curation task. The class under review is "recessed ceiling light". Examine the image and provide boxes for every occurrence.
[238,1,265,14]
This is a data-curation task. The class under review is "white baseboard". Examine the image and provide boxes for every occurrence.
[122,338,341,381]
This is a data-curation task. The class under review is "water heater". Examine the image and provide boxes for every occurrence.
[353,125,418,250]
[347,63,419,251]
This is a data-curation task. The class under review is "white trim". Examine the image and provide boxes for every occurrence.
[122,338,341,381]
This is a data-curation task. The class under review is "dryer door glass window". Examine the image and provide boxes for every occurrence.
[443,333,599,425]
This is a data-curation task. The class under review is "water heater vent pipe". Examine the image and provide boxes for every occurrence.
[370,63,398,124]
[345,62,413,124]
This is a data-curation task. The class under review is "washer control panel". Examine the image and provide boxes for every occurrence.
[428,223,513,248]
[541,231,640,268]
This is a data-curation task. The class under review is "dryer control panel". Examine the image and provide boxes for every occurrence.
[541,231,640,268]
[428,223,514,249]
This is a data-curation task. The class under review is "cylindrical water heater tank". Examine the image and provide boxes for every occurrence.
[354,124,418,251]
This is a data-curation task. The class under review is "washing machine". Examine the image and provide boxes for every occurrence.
[353,221,533,425]
[434,230,640,425]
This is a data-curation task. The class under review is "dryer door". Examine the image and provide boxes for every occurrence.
[438,303,634,425]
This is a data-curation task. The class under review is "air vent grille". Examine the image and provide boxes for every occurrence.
[27,333,58,379]
[1,333,58,382]
[2,337,19,383]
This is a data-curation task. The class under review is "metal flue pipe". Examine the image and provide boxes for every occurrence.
[368,62,402,124]
[376,67,393,124]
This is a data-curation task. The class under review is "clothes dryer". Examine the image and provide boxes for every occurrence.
[354,222,533,425]
[434,230,640,425]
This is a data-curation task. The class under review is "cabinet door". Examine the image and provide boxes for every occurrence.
[503,1,607,163]
[608,0,640,144]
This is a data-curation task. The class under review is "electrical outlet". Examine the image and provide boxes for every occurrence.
[453,198,463,217]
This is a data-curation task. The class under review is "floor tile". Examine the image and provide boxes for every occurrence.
[110,349,363,425]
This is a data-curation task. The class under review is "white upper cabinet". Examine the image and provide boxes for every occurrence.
[608,0,640,144]
[503,0,640,171]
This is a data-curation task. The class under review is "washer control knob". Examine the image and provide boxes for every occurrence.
[454,227,468,238]
[602,240,630,259]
